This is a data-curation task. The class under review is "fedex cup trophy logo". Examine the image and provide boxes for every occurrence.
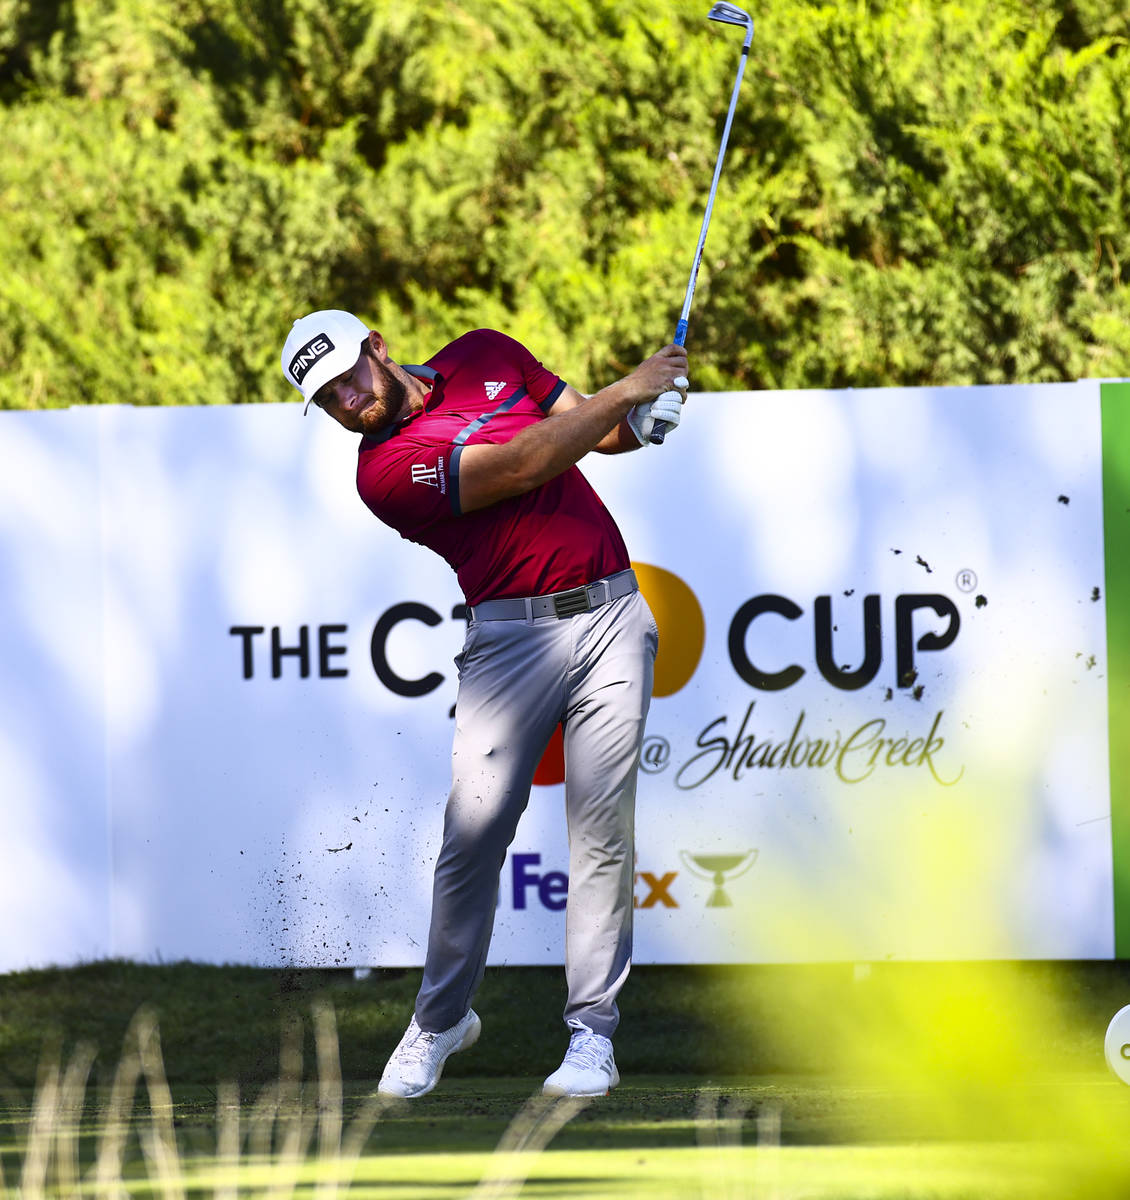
[679,850,758,907]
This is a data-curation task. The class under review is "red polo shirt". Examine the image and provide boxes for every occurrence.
[356,330,630,606]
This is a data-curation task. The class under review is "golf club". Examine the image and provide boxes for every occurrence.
[650,2,754,444]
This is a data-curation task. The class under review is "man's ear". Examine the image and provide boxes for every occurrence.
[366,329,389,361]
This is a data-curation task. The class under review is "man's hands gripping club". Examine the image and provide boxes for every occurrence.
[605,341,689,448]
[627,377,689,446]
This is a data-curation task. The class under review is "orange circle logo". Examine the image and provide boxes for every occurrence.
[632,561,705,698]
[532,563,704,785]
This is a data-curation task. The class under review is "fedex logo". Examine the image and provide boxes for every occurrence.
[509,853,677,910]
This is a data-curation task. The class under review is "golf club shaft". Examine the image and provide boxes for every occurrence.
[650,17,752,444]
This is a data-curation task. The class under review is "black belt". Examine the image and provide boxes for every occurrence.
[470,569,638,622]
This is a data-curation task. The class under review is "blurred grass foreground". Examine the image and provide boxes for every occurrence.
[1,960,1129,1198]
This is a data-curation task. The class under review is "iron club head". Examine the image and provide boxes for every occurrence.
[707,2,752,28]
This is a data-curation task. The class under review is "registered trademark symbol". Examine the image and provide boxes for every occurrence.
[955,569,978,593]
[640,736,671,773]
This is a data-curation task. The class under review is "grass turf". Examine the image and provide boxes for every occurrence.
[2,1072,1129,1197]
[2,961,1129,1197]
[2,959,1128,1088]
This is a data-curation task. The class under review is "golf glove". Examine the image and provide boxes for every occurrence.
[627,379,687,446]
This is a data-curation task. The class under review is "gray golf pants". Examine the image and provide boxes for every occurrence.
[414,588,657,1039]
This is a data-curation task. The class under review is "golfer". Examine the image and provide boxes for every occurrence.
[281,311,688,1098]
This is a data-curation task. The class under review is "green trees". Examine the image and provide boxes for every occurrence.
[2,0,1128,407]
[752,1,1130,388]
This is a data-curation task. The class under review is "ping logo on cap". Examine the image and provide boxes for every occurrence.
[289,334,335,385]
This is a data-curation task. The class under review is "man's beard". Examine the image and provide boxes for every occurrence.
[356,361,408,436]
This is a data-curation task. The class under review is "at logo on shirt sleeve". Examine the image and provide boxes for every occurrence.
[411,457,447,494]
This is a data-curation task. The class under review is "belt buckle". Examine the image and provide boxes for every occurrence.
[552,586,590,617]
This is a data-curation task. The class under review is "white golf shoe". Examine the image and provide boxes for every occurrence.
[542,1019,620,1097]
[377,1009,481,1098]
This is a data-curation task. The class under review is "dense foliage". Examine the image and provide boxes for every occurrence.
[2,0,1129,406]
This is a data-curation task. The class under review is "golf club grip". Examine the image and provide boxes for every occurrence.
[648,322,689,445]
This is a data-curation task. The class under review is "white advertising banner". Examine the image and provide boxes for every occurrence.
[0,382,1121,970]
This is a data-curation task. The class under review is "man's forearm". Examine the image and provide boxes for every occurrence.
[456,344,688,512]
[475,380,639,493]
[593,414,645,455]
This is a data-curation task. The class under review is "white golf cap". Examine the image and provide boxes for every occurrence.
[280,310,371,413]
